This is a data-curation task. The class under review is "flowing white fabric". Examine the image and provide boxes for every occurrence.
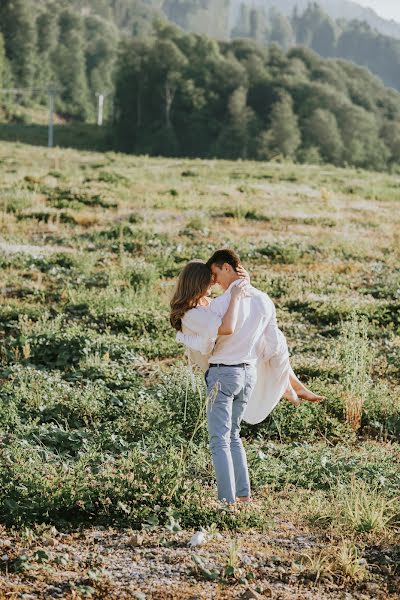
[180,306,220,372]
[176,291,290,424]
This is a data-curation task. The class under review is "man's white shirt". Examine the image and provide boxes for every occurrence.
[208,280,272,365]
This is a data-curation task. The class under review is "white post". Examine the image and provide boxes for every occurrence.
[97,93,104,126]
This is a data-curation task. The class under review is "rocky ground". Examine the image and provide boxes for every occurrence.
[1,517,399,600]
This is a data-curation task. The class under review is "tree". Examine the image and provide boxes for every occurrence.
[0,34,5,91]
[213,86,259,159]
[150,37,187,132]
[52,10,92,120]
[381,121,400,167]
[311,17,336,57]
[232,4,250,39]
[84,15,118,98]
[337,104,389,170]
[268,10,294,51]
[258,92,301,159]
[0,0,37,90]
[34,6,60,99]
[303,108,343,164]
[113,38,151,151]
[249,9,266,44]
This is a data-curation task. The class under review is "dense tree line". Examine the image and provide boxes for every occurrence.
[1,0,400,171]
[114,24,400,170]
[233,3,400,91]
[1,0,400,126]
[0,0,119,120]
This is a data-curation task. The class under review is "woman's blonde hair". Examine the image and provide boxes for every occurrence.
[170,260,212,331]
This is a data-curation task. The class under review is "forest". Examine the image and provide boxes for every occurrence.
[232,2,400,91]
[113,23,400,169]
[1,0,400,170]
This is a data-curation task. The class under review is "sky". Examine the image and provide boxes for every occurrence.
[355,0,400,23]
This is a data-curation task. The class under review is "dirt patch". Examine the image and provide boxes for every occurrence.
[0,524,398,599]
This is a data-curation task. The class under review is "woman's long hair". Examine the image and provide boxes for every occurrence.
[170,261,212,331]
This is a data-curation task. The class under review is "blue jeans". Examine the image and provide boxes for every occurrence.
[205,364,257,504]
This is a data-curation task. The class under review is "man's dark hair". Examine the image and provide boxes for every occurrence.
[206,248,241,271]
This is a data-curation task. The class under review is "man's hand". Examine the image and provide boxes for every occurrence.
[236,264,250,283]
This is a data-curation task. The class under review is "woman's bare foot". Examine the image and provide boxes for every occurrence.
[283,384,301,406]
[291,382,325,403]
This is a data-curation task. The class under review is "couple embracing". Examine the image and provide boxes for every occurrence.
[170,249,323,506]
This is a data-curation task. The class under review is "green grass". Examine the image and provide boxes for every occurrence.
[0,141,398,544]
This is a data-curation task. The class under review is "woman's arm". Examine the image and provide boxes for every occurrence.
[176,330,215,354]
[218,281,248,335]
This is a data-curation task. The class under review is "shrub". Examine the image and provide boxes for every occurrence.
[127,260,159,291]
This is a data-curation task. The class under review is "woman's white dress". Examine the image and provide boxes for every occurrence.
[177,295,290,425]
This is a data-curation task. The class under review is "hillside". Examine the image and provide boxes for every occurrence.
[230,2,400,91]
[2,0,400,171]
[230,0,400,39]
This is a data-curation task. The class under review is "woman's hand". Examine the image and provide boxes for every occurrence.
[218,280,248,335]
[231,280,249,299]
[236,264,250,283]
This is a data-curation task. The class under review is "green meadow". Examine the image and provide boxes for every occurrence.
[0,141,398,598]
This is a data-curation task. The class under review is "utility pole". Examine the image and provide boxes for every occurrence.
[0,86,59,148]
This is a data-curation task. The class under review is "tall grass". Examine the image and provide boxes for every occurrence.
[337,313,374,430]
[338,478,399,534]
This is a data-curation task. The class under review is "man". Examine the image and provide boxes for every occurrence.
[204,248,272,505]
[175,249,323,505]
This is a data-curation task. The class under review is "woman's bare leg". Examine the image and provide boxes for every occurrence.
[283,381,301,406]
[288,366,324,402]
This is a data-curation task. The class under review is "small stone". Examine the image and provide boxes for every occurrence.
[364,582,380,593]
[133,593,146,600]
[242,589,263,600]
[127,534,144,547]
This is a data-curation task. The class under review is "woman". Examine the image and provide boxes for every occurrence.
[170,260,323,421]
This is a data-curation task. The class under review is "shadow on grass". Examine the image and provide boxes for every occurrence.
[0,123,113,152]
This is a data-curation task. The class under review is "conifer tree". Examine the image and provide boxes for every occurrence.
[0,0,37,90]
[52,10,92,120]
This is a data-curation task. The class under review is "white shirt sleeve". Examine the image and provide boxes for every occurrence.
[209,292,230,319]
[176,331,215,355]
[179,307,222,355]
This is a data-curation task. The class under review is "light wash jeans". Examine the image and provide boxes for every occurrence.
[205,364,257,504]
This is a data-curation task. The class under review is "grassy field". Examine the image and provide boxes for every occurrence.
[0,141,398,598]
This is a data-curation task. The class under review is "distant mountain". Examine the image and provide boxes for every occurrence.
[229,0,400,39]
